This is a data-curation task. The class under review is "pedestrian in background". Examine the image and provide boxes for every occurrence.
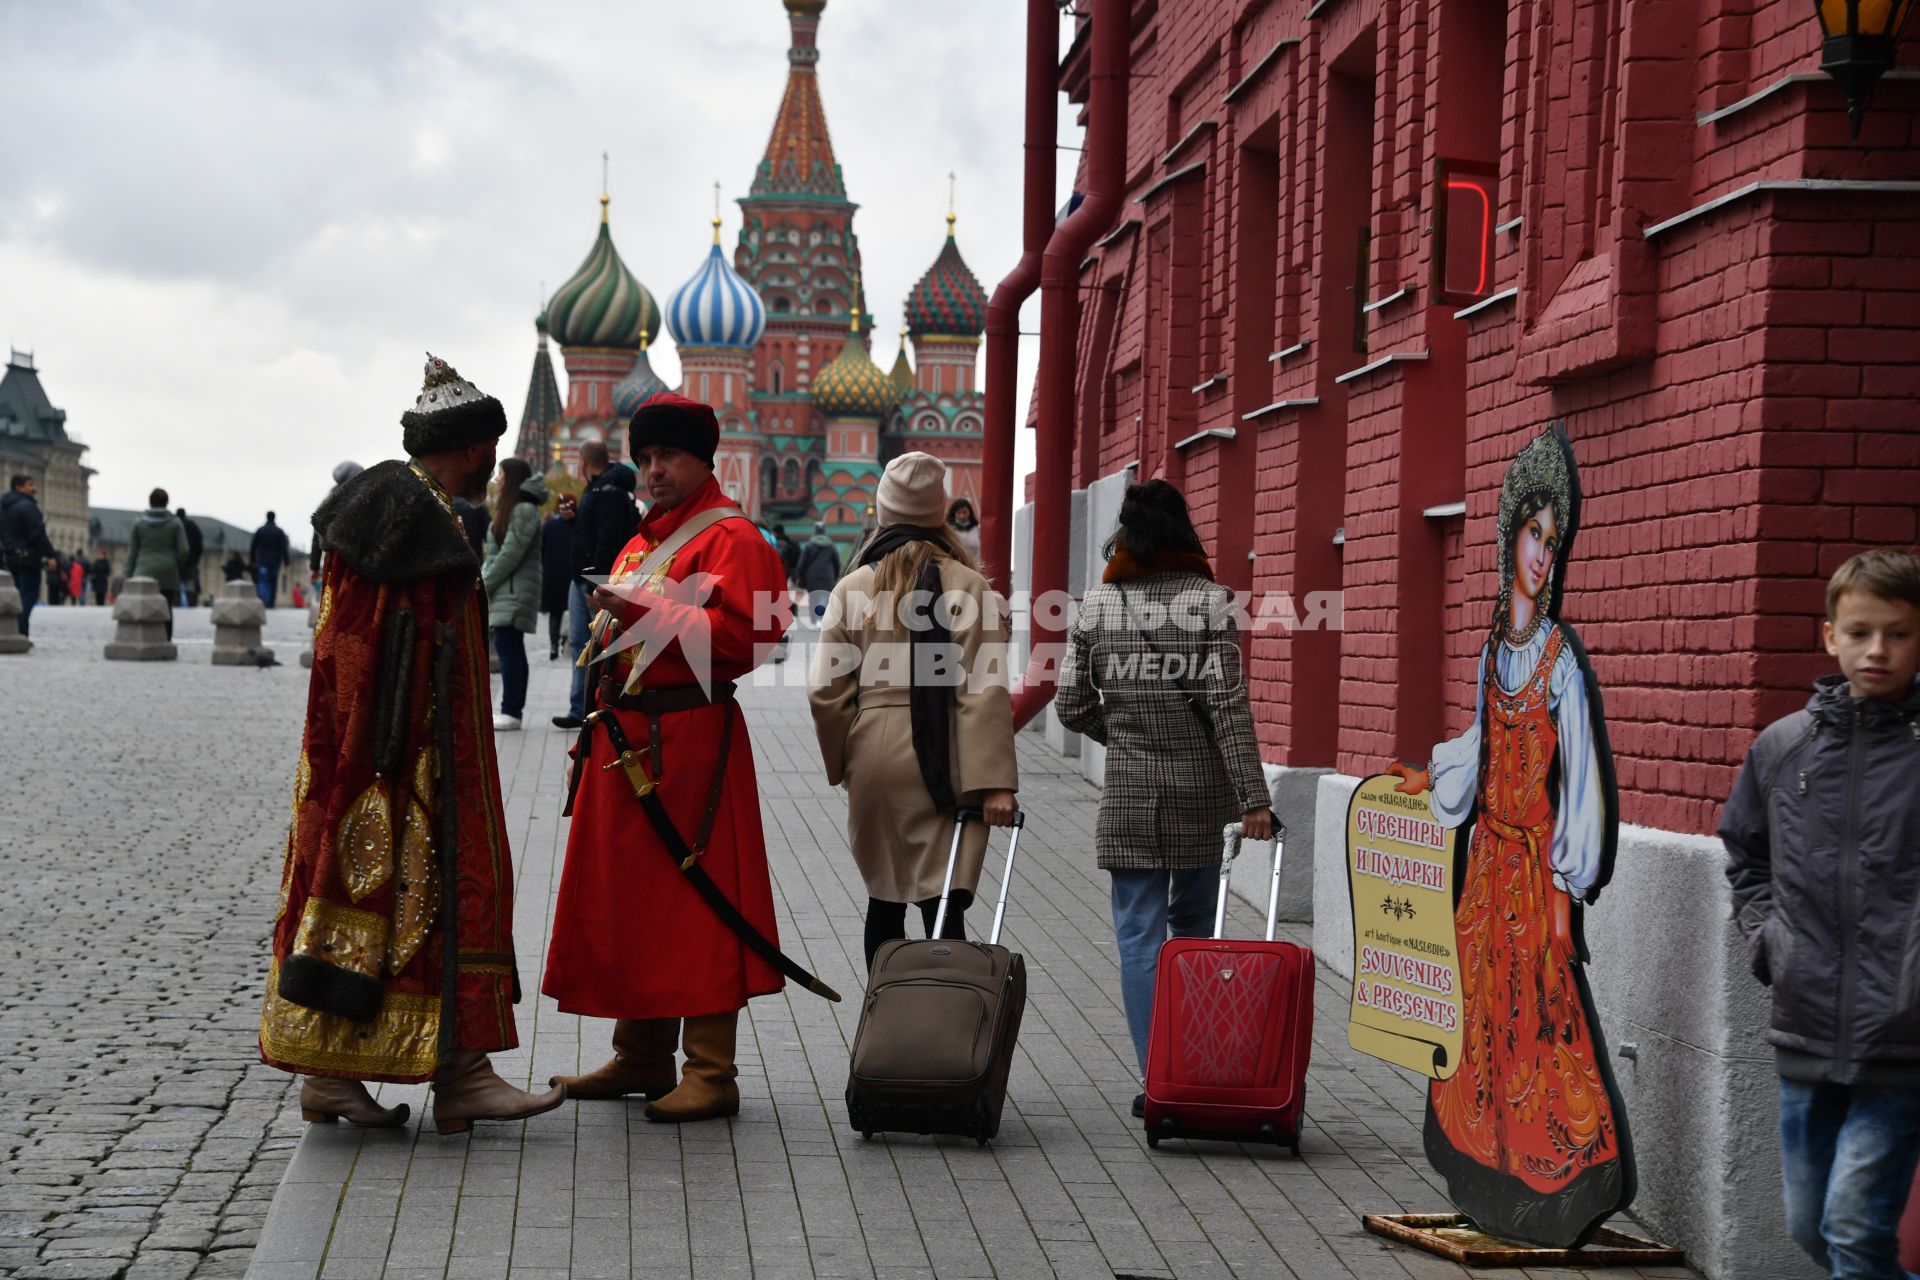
[480,457,546,731]
[795,521,839,623]
[808,452,1018,968]
[89,551,109,604]
[1056,478,1274,1117]
[68,551,85,605]
[250,511,290,608]
[45,552,67,606]
[127,489,188,640]
[541,492,576,660]
[176,507,204,606]
[1,475,59,634]
[554,439,637,729]
[1723,548,1920,1280]
[945,497,981,563]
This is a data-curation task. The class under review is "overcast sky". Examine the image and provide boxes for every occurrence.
[5,0,1074,547]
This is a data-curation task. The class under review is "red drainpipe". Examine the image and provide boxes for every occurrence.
[1009,0,1129,731]
[980,0,1058,597]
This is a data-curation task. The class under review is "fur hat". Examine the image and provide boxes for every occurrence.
[400,354,507,457]
[876,451,948,529]
[629,392,719,469]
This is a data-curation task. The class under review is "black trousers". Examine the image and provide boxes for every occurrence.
[864,891,971,970]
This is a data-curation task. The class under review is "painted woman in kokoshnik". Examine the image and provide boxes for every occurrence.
[1386,424,1634,1248]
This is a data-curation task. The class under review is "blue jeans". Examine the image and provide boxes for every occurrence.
[255,563,278,607]
[566,580,593,719]
[1779,1077,1920,1279]
[1110,866,1221,1075]
[492,627,528,719]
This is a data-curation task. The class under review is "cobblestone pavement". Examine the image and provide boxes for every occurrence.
[1,605,317,1280]
[236,630,1699,1280]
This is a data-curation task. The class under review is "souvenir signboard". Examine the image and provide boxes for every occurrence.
[1344,776,1464,1080]
[1355,424,1636,1252]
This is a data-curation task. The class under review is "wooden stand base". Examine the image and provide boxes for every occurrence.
[1361,1213,1685,1268]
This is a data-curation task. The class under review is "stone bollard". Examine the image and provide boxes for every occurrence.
[300,583,319,668]
[211,579,268,665]
[0,570,29,654]
[104,576,177,661]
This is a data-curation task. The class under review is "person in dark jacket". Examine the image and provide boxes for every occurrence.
[175,508,204,606]
[795,521,840,622]
[554,439,638,728]
[250,511,291,607]
[1722,547,1920,1280]
[540,493,576,660]
[90,552,110,604]
[1,475,59,635]
[771,522,800,583]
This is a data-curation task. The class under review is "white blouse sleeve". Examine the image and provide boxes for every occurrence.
[1548,640,1606,900]
[1427,644,1487,830]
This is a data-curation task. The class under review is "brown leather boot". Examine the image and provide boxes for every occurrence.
[643,1011,740,1123]
[550,1018,679,1099]
[430,1051,567,1135]
[300,1077,410,1128]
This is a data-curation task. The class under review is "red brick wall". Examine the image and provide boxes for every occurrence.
[1051,0,1920,835]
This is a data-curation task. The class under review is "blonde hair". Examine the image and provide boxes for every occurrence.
[864,527,975,629]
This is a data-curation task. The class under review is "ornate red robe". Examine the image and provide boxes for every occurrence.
[259,461,519,1083]
[542,475,791,1018]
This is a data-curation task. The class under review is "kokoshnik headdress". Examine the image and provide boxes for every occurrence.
[1494,422,1581,637]
[400,353,508,458]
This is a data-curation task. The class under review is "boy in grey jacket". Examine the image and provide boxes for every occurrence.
[1722,548,1920,1280]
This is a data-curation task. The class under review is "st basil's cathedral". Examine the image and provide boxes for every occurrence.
[512,0,989,553]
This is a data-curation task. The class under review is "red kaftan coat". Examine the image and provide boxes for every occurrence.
[260,461,519,1083]
[542,475,791,1019]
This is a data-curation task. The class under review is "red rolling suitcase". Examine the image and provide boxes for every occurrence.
[1143,821,1313,1153]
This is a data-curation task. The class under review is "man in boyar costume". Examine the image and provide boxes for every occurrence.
[259,355,566,1135]
[545,391,817,1124]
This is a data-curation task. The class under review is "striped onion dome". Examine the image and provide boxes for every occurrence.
[546,200,660,351]
[666,222,768,349]
[612,332,669,419]
[811,318,894,420]
[904,215,988,337]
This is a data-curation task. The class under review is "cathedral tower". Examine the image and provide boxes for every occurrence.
[736,0,868,523]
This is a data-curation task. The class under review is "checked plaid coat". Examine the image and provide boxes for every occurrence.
[1056,557,1268,871]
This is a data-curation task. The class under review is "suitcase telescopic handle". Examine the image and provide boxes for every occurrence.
[1213,819,1287,941]
[939,807,1025,944]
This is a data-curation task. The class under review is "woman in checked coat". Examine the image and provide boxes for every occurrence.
[1057,479,1274,1113]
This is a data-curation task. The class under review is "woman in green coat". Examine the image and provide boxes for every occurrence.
[126,487,189,638]
[480,460,546,731]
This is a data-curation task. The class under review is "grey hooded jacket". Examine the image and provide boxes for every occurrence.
[1721,673,1920,1086]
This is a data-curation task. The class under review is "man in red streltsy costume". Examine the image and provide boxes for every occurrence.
[545,391,792,1123]
[260,354,565,1135]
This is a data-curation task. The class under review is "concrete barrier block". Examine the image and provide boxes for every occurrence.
[104,578,176,661]
[0,570,29,653]
[211,580,267,666]
[1312,772,1363,976]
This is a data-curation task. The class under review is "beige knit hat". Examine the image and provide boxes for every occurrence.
[875,451,949,528]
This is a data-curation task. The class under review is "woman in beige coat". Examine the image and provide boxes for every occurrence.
[809,453,1018,968]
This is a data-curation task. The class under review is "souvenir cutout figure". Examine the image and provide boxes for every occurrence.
[1385,423,1634,1248]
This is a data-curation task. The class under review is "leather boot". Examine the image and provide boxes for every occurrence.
[643,1011,740,1123]
[430,1051,567,1135]
[299,1077,410,1128]
[549,1018,679,1099]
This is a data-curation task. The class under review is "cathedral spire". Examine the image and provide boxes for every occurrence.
[751,0,845,200]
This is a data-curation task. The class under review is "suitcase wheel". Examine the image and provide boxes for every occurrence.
[861,1130,874,1141]
[1145,1131,1160,1149]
